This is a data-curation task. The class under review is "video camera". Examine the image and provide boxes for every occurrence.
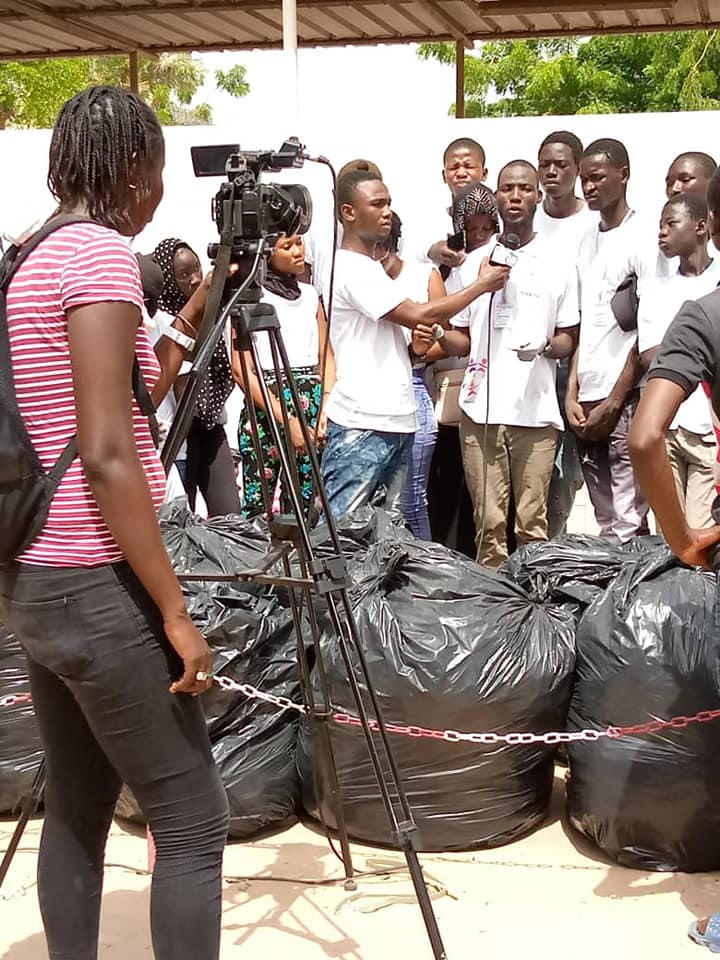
[191,140,312,263]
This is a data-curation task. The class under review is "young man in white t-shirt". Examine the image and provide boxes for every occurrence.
[567,138,656,542]
[445,160,579,567]
[638,191,719,528]
[425,138,488,271]
[536,130,596,539]
[321,170,509,522]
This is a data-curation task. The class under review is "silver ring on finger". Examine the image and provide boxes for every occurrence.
[195,670,213,682]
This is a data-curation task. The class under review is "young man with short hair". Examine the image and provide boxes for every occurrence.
[321,170,508,522]
[665,151,717,200]
[424,138,489,557]
[637,191,719,530]
[536,130,595,245]
[448,160,579,567]
[566,138,655,543]
[426,138,488,270]
[536,130,595,538]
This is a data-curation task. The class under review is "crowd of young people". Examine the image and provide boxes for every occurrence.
[6,83,720,959]
[303,133,720,568]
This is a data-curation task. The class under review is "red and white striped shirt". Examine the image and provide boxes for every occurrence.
[7,222,166,567]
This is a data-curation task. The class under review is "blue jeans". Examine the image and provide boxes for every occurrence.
[401,369,438,540]
[321,420,414,522]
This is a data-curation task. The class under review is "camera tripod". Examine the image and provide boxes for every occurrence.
[161,229,448,959]
[0,232,448,959]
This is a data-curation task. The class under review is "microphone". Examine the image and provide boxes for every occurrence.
[489,232,520,267]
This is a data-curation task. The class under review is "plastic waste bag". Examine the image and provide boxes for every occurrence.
[0,624,42,813]
[567,543,720,871]
[116,511,303,839]
[298,538,575,851]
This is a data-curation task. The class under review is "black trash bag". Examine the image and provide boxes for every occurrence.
[116,588,303,839]
[160,500,271,582]
[117,509,304,838]
[567,544,720,871]
[310,506,413,561]
[0,624,42,814]
[298,538,575,851]
[502,534,632,612]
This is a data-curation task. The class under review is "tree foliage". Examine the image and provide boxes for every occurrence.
[0,53,250,129]
[418,30,720,116]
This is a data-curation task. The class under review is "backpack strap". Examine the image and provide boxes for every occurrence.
[0,215,95,291]
[2,216,162,488]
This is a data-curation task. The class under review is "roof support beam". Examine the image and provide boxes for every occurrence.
[455,38,465,118]
[0,0,138,52]
[416,0,473,46]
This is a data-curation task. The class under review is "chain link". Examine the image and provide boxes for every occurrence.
[0,693,32,709]
[5,678,720,747]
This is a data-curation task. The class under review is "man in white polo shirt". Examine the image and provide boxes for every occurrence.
[566,138,656,542]
[450,160,579,567]
[321,170,508,521]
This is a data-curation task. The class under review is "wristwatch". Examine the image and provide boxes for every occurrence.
[162,325,195,352]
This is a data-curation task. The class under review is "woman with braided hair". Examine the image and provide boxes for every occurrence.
[0,87,228,959]
[152,237,240,516]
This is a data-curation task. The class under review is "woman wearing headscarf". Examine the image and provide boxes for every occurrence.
[232,232,335,517]
[153,238,240,516]
[426,183,500,555]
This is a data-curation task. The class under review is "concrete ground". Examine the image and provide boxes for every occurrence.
[1,769,718,960]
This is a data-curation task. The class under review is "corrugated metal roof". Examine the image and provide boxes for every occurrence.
[0,0,715,61]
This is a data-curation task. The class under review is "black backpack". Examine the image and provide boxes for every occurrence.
[0,215,157,564]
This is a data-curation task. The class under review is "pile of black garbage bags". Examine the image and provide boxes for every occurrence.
[2,501,720,873]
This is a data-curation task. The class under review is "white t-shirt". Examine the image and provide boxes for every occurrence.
[638,259,720,436]
[254,283,320,371]
[325,249,415,433]
[576,213,657,402]
[304,225,339,306]
[145,308,188,460]
[534,203,596,255]
[453,237,579,429]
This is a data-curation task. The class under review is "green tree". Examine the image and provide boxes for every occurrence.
[0,53,250,129]
[418,30,720,116]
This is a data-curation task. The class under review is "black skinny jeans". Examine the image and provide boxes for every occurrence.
[0,561,229,960]
[185,419,240,517]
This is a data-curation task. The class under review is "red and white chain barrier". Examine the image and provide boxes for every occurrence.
[5,678,720,746]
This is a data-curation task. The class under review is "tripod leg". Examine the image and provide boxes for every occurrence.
[282,555,357,889]
[324,596,449,960]
[0,759,45,889]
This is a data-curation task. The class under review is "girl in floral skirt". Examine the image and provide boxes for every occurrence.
[232,234,335,517]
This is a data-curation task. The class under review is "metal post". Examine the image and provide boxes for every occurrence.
[129,51,139,93]
[282,0,300,128]
[455,40,465,118]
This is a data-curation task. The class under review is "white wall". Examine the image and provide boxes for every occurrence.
[0,111,717,265]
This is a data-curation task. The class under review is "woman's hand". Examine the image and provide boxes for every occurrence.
[165,613,214,695]
[288,416,307,454]
[315,407,329,444]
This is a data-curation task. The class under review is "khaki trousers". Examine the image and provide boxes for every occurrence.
[460,414,558,568]
[666,427,717,530]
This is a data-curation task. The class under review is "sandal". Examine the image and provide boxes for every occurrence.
[689,914,720,952]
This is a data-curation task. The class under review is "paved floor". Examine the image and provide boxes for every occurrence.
[1,770,717,960]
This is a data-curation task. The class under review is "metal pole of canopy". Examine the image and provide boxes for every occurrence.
[129,51,139,93]
[282,0,300,128]
[455,40,465,118]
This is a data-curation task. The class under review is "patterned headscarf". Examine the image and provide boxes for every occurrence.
[452,183,499,235]
[153,237,197,315]
[153,237,232,430]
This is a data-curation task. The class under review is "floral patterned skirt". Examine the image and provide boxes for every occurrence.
[238,365,322,518]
